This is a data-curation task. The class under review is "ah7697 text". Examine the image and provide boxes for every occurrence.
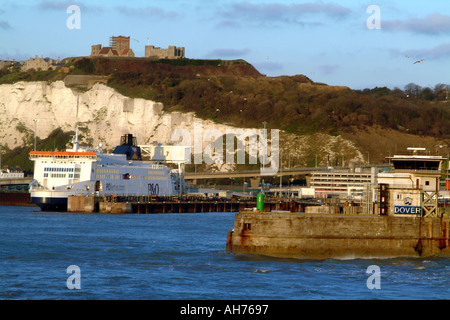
[220,304,269,315]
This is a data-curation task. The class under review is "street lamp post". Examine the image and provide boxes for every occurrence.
[33,119,39,151]
[261,121,267,169]
[261,121,268,194]
[279,148,283,198]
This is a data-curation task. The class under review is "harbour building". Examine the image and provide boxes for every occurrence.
[310,165,377,198]
[377,148,445,217]
[309,147,446,217]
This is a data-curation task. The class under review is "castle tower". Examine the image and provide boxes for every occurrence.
[110,36,130,56]
[91,44,101,56]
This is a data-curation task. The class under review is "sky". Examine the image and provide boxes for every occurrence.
[0,0,449,90]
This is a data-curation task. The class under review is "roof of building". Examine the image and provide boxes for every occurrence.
[98,47,119,56]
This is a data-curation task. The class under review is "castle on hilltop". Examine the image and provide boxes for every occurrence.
[0,56,62,72]
[145,44,185,59]
[91,36,135,57]
[90,36,185,59]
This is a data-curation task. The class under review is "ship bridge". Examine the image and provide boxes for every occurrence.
[388,148,445,172]
[29,151,98,161]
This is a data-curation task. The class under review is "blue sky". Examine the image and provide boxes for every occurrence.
[0,0,449,89]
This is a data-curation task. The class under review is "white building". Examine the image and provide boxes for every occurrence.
[310,166,378,197]
[310,147,445,217]
[0,167,24,179]
[377,149,444,217]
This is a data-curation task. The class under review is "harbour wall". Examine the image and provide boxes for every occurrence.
[0,192,34,207]
[67,195,98,213]
[226,213,450,259]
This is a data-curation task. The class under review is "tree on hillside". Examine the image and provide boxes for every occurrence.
[404,83,422,98]
[421,87,434,101]
[434,83,449,100]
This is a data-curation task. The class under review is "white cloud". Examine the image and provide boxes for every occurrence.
[216,1,351,27]
[383,13,450,35]
[206,48,251,58]
[116,6,180,19]
[318,64,340,74]
[393,43,450,60]
[0,20,11,30]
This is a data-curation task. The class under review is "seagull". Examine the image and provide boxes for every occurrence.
[413,59,424,64]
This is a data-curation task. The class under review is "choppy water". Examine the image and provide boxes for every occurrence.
[0,206,448,301]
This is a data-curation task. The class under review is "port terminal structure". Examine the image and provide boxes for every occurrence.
[226,148,450,259]
[0,165,382,190]
[1,164,389,189]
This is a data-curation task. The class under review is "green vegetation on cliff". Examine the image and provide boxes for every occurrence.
[1,56,450,140]
[1,128,75,173]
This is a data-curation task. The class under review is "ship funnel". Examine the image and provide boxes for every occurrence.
[114,134,142,160]
[120,134,137,146]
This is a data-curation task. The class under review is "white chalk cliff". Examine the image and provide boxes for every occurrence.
[0,81,364,167]
[0,81,230,149]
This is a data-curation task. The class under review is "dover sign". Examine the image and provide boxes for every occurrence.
[394,206,422,215]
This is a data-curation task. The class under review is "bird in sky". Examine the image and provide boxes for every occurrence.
[413,59,424,64]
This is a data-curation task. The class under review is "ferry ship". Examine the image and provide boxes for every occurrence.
[29,131,181,211]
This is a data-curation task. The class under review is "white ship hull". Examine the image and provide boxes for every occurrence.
[29,133,182,211]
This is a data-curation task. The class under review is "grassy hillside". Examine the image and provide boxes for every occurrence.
[1,56,450,165]
[69,57,450,139]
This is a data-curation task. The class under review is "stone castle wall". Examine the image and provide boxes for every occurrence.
[20,56,61,72]
[145,45,185,59]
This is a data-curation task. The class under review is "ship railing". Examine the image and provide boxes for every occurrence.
[377,183,439,191]
[150,164,169,169]
[29,185,49,191]
[392,169,441,175]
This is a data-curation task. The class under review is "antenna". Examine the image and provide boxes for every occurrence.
[407,147,426,155]
[72,126,80,152]
[76,94,79,118]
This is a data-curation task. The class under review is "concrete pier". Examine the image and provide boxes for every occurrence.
[67,195,98,213]
[99,201,132,214]
[226,212,450,259]
[66,195,313,214]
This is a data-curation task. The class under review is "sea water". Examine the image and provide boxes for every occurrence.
[0,206,448,300]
